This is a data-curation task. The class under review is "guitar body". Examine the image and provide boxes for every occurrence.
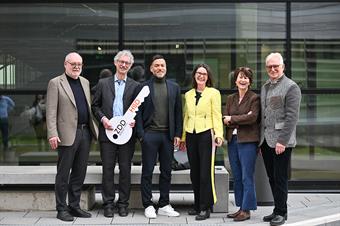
[105,116,132,145]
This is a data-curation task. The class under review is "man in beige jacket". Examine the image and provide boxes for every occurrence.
[46,52,98,222]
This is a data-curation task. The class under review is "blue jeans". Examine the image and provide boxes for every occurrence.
[228,135,258,210]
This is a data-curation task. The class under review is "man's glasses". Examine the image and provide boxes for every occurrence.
[266,65,281,70]
[117,60,131,66]
[67,61,83,68]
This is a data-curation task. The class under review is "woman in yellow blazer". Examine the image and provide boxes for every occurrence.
[180,63,223,221]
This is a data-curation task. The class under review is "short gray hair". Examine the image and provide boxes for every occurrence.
[114,50,134,65]
[265,52,284,65]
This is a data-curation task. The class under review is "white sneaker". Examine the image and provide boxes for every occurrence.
[144,206,157,218]
[158,204,180,217]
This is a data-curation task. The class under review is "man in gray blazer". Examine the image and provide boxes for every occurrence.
[46,52,98,221]
[259,52,301,226]
[92,50,139,218]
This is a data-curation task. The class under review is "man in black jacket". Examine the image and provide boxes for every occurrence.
[92,50,139,218]
[135,55,183,219]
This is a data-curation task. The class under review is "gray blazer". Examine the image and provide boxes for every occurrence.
[259,75,301,148]
[46,73,98,146]
[91,76,139,142]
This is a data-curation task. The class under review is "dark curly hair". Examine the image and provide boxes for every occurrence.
[233,67,253,86]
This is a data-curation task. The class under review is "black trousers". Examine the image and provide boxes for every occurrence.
[261,139,292,216]
[100,138,135,208]
[55,126,91,211]
[141,131,173,208]
[186,130,215,211]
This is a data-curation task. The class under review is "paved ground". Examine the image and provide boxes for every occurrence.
[0,193,340,225]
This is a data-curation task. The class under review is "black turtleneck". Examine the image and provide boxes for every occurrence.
[66,75,89,125]
[149,76,169,131]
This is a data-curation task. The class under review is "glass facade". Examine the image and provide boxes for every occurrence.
[1,2,340,186]
[291,2,340,181]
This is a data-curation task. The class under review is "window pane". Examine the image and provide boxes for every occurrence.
[0,3,118,90]
[294,93,340,180]
[124,3,285,90]
[292,3,340,88]
[290,3,340,180]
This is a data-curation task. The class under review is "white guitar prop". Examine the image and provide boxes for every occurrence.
[105,86,150,145]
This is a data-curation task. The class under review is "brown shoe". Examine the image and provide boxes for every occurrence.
[233,210,250,221]
[227,209,241,218]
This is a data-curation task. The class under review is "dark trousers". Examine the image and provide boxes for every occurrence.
[0,118,9,150]
[261,139,292,216]
[141,131,173,208]
[186,130,215,211]
[55,127,91,211]
[100,139,134,208]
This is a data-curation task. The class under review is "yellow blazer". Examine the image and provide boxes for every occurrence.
[182,87,223,141]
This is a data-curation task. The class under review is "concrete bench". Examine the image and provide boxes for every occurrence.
[18,151,142,165]
[0,165,229,212]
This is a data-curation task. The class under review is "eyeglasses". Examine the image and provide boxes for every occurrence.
[266,64,281,70]
[195,71,208,76]
[67,61,83,68]
[117,60,131,66]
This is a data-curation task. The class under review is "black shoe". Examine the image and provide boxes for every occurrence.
[57,210,74,221]
[104,207,114,218]
[68,207,91,218]
[263,213,287,222]
[195,210,210,221]
[263,213,276,222]
[188,209,199,215]
[118,207,128,217]
[270,215,286,226]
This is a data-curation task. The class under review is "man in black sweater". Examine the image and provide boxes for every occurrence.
[46,52,98,221]
[135,55,183,219]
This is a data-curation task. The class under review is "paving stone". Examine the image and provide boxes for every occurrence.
[74,216,112,225]
[106,210,150,224]
[0,211,27,218]
[0,193,340,225]
[35,217,74,225]
[25,210,56,218]
[0,217,38,225]
[186,215,225,224]
[150,215,186,224]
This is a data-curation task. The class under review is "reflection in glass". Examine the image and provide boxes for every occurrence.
[0,95,15,162]
[0,3,118,90]
[124,3,285,90]
[21,94,47,152]
[1,2,340,184]
[292,3,340,88]
[290,3,340,180]
[294,94,340,180]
